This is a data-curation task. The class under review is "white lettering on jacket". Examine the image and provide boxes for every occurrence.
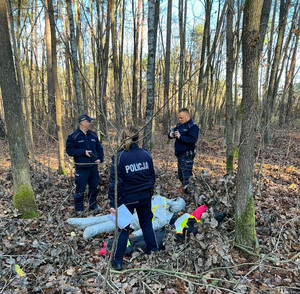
[125,162,149,173]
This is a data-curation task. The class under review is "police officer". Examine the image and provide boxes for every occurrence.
[66,114,104,213]
[108,126,158,270]
[168,108,199,194]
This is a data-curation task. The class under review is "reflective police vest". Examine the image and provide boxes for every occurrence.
[174,213,201,234]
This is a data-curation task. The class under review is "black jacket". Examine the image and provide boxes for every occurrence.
[168,119,199,156]
[66,128,104,167]
[108,144,155,207]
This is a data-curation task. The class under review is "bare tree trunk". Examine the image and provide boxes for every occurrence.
[279,8,300,126]
[66,0,83,114]
[226,0,235,174]
[74,0,87,112]
[163,0,172,133]
[118,0,125,130]
[131,0,141,126]
[263,0,290,143]
[63,8,73,123]
[258,0,273,59]
[111,0,123,134]
[235,0,263,250]
[0,0,38,218]
[6,0,34,157]
[196,0,211,126]
[261,0,277,127]
[138,0,145,124]
[178,0,187,109]
[285,70,295,123]
[45,0,56,134]
[48,0,67,175]
[98,0,112,135]
[143,0,160,151]
[201,0,226,134]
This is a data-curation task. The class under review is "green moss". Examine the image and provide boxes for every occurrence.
[150,141,155,150]
[226,154,234,174]
[238,104,243,115]
[234,146,239,158]
[13,184,39,219]
[235,196,258,251]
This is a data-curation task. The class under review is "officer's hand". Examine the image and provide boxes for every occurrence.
[86,150,92,157]
[110,208,116,216]
[169,128,175,138]
[95,159,100,163]
[175,131,181,139]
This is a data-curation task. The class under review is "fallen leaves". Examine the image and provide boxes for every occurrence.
[0,125,299,293]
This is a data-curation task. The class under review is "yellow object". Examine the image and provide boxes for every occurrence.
[174,213,200,234]
[15,264,26,277]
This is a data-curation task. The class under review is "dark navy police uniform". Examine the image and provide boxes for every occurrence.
[108,144,158,268]
[168,119,199,187]
[66,128,104,211]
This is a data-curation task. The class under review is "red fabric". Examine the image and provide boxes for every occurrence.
[191,205,207,221]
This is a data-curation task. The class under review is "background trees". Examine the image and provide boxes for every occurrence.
[0,0,298,143]
[0,0,299,232]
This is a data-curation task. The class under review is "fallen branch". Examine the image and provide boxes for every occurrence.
[234,243,300,265]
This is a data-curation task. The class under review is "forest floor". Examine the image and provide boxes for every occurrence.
[0,123,299,294]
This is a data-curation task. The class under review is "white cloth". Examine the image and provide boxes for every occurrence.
[66,195,186,240]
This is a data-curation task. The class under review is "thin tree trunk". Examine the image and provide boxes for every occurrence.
[48,0,67,174]
[66,0,83,114]
[235,0,263,250]
[143,0,160,151]
[131,0,141,126]
[226,0,235,174]
[111,0,122,134]
[196,0,211,125]
[279,6,300,126]
[163,0,172,133]
[45,0,56,134]
[258,0,273,59]
[178,0,187,109]
[138,0,145,124]
[263,0,290,143]
[74,0,87,112]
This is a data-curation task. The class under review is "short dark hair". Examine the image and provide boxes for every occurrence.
[178,108,189,114]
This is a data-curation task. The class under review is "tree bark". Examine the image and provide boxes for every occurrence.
[162,0,172,133]
[48,0,67,175]
[66,0,83,114]
[138,0,145,124]
[235,0,263,250]
[6,0,34,157]
[0,0,38,218]
[263,0,290,143]
[111,0,122,134]
[131,0,141,126]
[143,0,160,151]
[196,0,211,127]
[279,8,300,126]
[226,0,235,174]
[45,0,56,134]
[178,0,187,109]
[74,0,87,112]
